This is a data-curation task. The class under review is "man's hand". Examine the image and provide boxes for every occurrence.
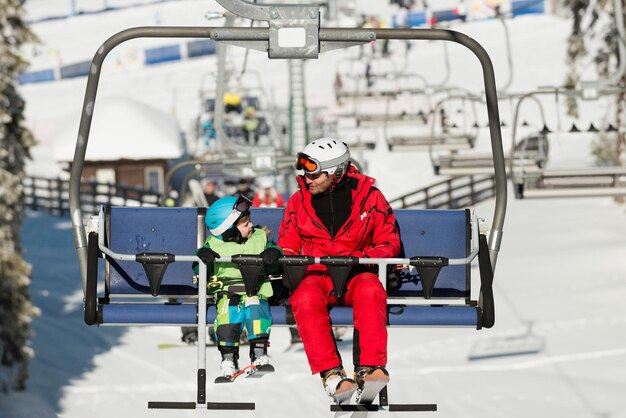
[197,247,220,265]
[260,248,282,264]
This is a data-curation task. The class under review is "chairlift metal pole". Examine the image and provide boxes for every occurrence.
[497,14,514,93]
[509,91,549,174]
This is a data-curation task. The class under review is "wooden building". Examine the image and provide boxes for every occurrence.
[53,96,184,192]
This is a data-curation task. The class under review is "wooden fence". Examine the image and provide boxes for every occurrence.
[21,176,162,216]
[388,174,496,209]
[22,174,495,216]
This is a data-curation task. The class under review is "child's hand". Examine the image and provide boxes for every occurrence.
[197,247,220,264]
[260,248,282,264]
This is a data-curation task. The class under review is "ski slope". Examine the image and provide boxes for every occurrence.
[3,1,626,417]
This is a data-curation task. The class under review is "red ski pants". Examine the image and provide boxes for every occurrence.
[290,271,388,374]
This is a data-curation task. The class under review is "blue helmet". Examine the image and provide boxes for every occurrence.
[205,195,251,237]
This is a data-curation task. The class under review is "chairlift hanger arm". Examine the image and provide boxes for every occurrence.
[70,24,507,294]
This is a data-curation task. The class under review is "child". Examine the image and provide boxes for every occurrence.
[194,195,282,379]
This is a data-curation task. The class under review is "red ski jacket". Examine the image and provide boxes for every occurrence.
[278,166,401,267]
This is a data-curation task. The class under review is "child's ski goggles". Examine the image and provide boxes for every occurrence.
[210,195,252,236]
[233,194,252,213]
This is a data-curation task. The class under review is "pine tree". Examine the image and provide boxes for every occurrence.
[0,0,39,391]
[562,0,625,193]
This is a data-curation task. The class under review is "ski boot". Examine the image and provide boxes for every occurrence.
[180,327,198,344]
[213,351,242,383]
[220,352,240,378]
[354,366,390,405]
[321,366,358,405]
[289,327,303,344]
[250,338,275,375]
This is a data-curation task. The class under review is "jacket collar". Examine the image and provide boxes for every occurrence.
[296,165,377,231]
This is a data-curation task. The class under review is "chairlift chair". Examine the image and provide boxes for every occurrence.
[430,92,550,176]
[510,87,626,199]
[433,131,548,176]
[389,93,479,152]
[69,0,508,411]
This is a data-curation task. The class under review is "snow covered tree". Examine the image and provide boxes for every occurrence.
[0,0,39,391]
[561,0,625,176]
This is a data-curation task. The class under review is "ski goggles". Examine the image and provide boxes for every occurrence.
[233,194,252,213]
[296,152,350,176]
[295,153,322,174]
[209,195,252,237]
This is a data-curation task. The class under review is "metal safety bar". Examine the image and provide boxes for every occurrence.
[95,210,481,307]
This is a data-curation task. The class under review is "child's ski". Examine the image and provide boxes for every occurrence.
[214,364,275,383]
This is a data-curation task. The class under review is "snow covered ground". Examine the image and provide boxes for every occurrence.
[3,0,626,417]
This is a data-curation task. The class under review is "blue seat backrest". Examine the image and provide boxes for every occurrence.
[391,209,470,298]
[250,207,470,298]
[250,207,284,243]
[107,207,201,296]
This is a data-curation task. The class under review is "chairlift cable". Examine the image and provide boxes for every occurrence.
[239,0,257,78]
[555,89,562,133]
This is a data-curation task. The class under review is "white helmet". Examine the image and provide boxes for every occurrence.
[258,175,275,189]
[296,138,351,183]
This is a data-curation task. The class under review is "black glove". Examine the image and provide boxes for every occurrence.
[260,248,282,265]
[386,266,401,292]
[197,247,220,265]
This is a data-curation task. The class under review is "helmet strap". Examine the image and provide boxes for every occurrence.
[221,225,245,243]
[331,161,350,185]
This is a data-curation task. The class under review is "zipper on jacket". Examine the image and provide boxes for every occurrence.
[330,187,335,238]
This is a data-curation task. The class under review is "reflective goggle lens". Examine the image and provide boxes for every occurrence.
[296,154,319,173]
[234,195,252,213]
[304,171,324,180]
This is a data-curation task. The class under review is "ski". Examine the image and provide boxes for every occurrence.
[331,379,359,418]
[332,379,359,405]
[330,368,389,414]
[355,367,389,405]
[157,342,213,349]
[283,339,303,353]
[214,364,275,383]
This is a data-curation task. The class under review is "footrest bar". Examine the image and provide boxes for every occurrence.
[148,401,196,409]
[206,402,255,410]
[389,403,438,411]
[148,401,255,410]
[331,403,438,412]
[331,404,378,412]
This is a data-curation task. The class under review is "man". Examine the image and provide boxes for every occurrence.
[242,106,261,145]
[203,179,220,206]
[252,176,285,208]
[234,178,256,202]
[277,138,400,404]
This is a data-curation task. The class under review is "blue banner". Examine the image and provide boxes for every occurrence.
[144,44,182,65]
[511,0,545,16]
[18,69,55,84]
